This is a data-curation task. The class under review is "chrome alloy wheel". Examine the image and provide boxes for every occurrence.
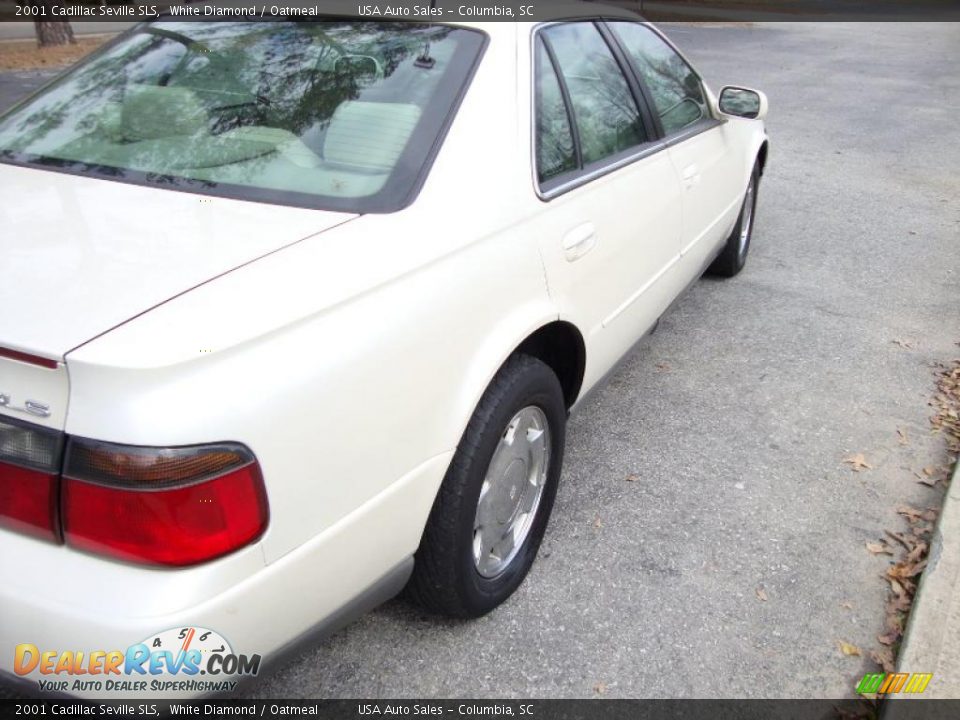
[738,178,755,259]
[472,406,551,578]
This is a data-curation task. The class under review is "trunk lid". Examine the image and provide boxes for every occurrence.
[0,164,356,363]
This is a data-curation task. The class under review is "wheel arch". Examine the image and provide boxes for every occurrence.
[757,139,769,177]
[514,320,586,410]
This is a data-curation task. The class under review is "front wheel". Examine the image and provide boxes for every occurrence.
[707,162,760,278]
[406,354,566,618]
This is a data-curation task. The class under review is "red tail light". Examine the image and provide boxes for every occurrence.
[62,440,268,567]
[0,414,268,567]
[0,416,63,542]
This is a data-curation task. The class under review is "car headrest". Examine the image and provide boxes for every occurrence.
[323,101,422,172]
[121,84,208,142]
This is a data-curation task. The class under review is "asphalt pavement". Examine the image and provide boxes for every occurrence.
[0,22,958,699]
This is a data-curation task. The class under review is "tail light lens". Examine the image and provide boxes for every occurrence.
[62,440,268,567]
[0,416,63,542]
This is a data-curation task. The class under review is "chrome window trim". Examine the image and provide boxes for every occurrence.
[537,140,666,200]
[663,116,725,148]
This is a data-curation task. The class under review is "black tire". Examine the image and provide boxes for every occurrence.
[406,354,566,618]
[707,162,760,278]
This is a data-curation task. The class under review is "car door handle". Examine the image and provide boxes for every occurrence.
[562,223,597,262]
[681,164,701,189]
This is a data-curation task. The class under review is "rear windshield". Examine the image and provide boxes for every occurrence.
[0,21,485,213]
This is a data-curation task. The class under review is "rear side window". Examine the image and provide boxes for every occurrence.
[539,22,647,169]
[607,22,708,135]
[0,21,486,213]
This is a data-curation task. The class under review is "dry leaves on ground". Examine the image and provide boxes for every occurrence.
[865,541,893,556]
[839,641,862,657]
[844,453,873,472]
[0,37,107,71]
[871,647,896,674]
[755,586,768,602]
[869,507,938,665]
[931,355,960,456]
[861,352,958,679]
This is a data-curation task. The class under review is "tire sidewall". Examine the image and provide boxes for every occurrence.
[455,365,566,615]
[736,168,760,267]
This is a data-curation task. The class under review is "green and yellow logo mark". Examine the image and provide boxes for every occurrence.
[857,672,933,695]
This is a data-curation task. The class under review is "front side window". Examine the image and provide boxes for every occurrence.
[608,22,708,135]
[540,22,647,168]
[0,21,485,212]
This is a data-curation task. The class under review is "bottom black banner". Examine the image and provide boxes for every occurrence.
[1,700,960,720]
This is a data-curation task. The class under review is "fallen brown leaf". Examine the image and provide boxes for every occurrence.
[897,505,924,522]
[871,648,896,673]
[593,681,607,695]
[877,630,900,646]
[887,577,906,596]
[887,593,911,613]
[655,362,671,372]
[838,641,862,657]
[885,530,914,550]
[897,428,909,445]
[593,516,603,529]
[840,601,854,610]
[866,541,892,556]
[893,560,927,579]
[755,586,768,602]
[843,453,873,472]
[625,474,639,482]
[906,542,928,564]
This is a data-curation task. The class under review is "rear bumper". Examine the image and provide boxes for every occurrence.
[0,556,413,701]
[0,451,451,700]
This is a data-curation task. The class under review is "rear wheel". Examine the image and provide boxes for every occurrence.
[707,162,759,278]
[407,354,566,618]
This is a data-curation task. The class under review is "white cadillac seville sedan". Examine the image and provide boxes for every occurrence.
[0,12,767,694]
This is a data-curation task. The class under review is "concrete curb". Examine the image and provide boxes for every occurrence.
[888,461,960,702]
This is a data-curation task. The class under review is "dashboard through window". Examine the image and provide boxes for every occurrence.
[0,21,485,213]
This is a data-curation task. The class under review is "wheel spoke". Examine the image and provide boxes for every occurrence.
[492,525,516,562]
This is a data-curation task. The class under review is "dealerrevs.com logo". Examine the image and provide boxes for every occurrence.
[14,626,261,694]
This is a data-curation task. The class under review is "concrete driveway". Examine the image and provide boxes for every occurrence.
[0,22,957,699]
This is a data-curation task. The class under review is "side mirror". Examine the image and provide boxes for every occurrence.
[718,86,768,121]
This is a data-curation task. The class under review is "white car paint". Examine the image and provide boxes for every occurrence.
[0,19,767,698]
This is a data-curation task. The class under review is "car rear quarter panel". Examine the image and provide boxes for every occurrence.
[63,25,559,567]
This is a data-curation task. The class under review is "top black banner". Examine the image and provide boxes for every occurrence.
[0,0,958,24]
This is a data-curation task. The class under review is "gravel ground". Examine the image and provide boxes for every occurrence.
[0,21,958,699]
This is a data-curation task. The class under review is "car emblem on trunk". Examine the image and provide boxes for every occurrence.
[0,393,50,418]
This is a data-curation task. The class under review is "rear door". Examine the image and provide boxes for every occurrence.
[606,21,743,274]
[531,22,684,390]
